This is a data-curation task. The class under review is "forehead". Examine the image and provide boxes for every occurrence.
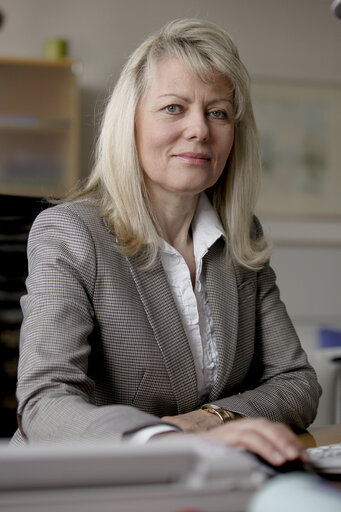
[142,55,232,100]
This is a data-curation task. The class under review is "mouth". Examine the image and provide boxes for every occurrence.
[173,152,211,165]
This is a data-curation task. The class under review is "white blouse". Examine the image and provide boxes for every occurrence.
[159,193,225,401]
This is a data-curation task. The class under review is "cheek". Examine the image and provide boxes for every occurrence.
[135,113,163,164]
[152,124,178,145]
[140,125,167,149]
[137,132,169,177]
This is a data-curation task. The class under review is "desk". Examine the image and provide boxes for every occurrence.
[299,424,341,449]
[300,424,341,489]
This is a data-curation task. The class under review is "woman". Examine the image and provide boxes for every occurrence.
[13,19,320,465]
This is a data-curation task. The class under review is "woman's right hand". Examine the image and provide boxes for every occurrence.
[200,417,309,466]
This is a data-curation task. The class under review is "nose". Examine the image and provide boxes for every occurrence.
[183,109,209,142]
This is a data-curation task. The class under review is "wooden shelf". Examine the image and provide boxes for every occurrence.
[0,117,71,132]
[0,57,80,197]
[0,56,78,69]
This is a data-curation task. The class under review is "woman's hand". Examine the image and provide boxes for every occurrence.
[161,409,221,432]
[160,415,308,466]
[201,417,309,466]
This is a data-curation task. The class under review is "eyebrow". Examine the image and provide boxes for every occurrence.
[157,93,233,105]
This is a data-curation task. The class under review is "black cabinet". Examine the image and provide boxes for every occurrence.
[0,195,48,437]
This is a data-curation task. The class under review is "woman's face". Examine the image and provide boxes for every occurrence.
[135,56,235,202]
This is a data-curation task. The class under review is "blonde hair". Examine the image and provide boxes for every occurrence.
[72,18,270,269]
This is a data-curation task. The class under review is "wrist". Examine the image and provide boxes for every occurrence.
[200,404,236,424]
[199,408,222,427]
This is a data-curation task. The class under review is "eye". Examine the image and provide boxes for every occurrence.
[208,109,228,120]
[164,104,182,115]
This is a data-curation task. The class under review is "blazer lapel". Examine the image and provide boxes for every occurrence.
[203,239,239,402]
[127,252,198,413]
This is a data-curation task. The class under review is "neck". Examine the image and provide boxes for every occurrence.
[148,188,199,287]
[148,189,199,250]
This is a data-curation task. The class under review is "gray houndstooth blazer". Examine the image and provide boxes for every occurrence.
[12,201,321,444]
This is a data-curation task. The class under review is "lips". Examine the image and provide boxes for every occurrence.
[173,152,211,165]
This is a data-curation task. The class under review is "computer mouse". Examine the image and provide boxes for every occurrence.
[251,453,314,476]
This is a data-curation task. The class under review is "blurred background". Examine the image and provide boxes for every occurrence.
[0,0,340,437]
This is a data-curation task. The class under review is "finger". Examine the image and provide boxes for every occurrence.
[203,418,308,465]
[246,420,308,462]
[203,424,286,465]
[231,428,287,465]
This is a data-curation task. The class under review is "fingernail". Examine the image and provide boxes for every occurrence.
[273,451,285,464]
[286,446,299,459]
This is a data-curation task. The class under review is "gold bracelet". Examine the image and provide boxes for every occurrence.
[200,404,235,424]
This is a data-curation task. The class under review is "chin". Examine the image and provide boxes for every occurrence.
[171,186,209,197]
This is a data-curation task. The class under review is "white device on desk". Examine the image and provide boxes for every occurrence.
[308,442,341,474]
[0,436,266,512]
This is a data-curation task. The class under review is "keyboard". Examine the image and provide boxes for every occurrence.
[308,442,341,473]
[0,437,267,512]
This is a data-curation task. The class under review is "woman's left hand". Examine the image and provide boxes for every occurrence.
[162,414,309,467]
[201,417,309,466]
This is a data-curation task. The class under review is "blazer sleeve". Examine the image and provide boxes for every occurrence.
[16,205,163,443]
[210,256,322,431]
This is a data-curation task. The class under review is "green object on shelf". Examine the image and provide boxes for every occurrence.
[44,38,68,59]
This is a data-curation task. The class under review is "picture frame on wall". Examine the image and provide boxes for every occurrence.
[251,79,341,245]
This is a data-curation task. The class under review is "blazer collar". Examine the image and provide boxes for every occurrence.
[127,251,199,414]
[127,238,239,411]
[203,238,239,402]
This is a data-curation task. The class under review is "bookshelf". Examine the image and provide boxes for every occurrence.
[0,57,80,197]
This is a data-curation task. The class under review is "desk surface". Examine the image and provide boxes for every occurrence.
[299,424,341,449]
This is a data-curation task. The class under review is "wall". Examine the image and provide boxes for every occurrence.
[0,0,340,425]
